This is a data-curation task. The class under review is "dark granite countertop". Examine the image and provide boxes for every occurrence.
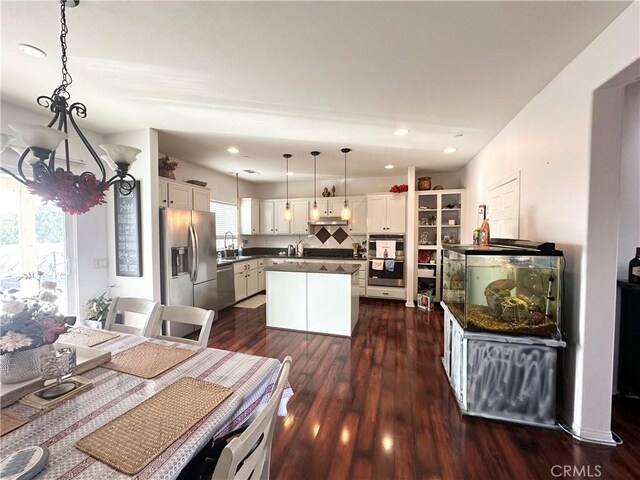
[217,254,366,268]
[264,262,361,275]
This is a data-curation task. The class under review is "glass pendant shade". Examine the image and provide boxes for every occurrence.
[283,203,293,221]
[0,133,14,153]
[8,123,68,155]
[340,202,351,221]
[310,202,321,221]
[100,144,141,171]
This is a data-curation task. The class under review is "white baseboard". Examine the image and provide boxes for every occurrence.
[569,421,617,446]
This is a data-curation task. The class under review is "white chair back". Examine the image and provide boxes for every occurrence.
[104,297,161,337]
[212,356,292,480]
[154,305,215,348]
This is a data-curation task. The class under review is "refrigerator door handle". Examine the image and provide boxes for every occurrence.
[192,223,200,283]
[188,224,197,283]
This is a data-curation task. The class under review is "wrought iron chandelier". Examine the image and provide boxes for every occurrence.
[0,0,139,215]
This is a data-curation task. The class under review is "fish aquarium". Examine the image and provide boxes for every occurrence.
[442,240,563,338]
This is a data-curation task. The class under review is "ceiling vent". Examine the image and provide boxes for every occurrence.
[243,169,260,174]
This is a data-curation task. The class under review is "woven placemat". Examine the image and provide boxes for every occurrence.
[76,377,233,475]
[103,342,197,379]
[59,327,119,347]
[1,410,29,436]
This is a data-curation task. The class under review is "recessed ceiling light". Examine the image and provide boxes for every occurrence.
[384,164,395,169]
[18,44,46,58]
[444,147,457,154]
[227,147,239,154]
[394,128,410,136]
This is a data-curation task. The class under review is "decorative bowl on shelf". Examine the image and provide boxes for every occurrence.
[186,180,208,187]
[418,251,431,263]
[432,185,444,190]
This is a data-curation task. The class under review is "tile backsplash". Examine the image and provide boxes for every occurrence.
[243,226,365,250]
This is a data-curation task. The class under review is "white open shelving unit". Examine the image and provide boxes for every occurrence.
[415,189,465,302]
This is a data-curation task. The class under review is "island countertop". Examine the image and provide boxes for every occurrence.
[265,262,361,275]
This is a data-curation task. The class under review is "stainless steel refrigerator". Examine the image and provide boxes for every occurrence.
[160,208,217,337]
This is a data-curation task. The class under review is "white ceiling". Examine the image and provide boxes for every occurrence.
[1,1,630,182]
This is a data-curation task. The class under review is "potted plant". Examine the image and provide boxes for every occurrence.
[0,275,76,384]
[84,292,112,329]
[159,154,178,180]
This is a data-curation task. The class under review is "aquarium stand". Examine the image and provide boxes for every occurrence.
[441,301,566,428]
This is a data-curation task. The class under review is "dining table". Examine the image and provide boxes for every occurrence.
[0,330,293,479]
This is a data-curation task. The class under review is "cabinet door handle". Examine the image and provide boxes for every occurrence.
[170,200,174,204]
[382,292,389,296]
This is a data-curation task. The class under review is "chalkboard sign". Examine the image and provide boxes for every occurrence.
[114,180,142,277]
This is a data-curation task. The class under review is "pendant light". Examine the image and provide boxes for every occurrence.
[283,154,293,221]
[340,148,352,221]
[310,151,321,221]
[0,0,139,215]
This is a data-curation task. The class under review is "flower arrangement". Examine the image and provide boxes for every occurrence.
[389,184,408,193]
[0,274,76,355]
[84,292,112,328]
[27,170,108,215]
[159,155,179,180]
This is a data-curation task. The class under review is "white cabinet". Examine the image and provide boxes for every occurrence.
[258,260,266,291]
[260,200,290,234]
[259,201,275,234]
[328,198,344,216]
[168,182,192,209]
[158,179,210,211]
[416,189,465,302]
[347,197,367,234]
[366,194,406,233]
[159,179,169,207]
[240,198,260,235]
[192,187,210,212]
[233,260,259,302]
[290,200,310,235]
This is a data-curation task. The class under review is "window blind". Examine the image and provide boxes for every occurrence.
[210,201,238,250]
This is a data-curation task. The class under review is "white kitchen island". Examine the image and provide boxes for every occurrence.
[265,262,360,337]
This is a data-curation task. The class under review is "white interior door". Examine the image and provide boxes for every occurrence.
[488,172,520,239]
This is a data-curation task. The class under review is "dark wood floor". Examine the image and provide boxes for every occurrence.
[208,298,640,480]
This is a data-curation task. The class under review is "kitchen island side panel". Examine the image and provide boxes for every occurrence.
[307,272,359,337]
[266,271,307,331]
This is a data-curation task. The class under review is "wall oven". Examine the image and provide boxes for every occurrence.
[367,235,405,287]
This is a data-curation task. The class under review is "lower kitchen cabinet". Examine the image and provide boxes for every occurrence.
[233,260,258,302]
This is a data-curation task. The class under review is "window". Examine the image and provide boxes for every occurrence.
[210,201,238,251]
[0,177,71,314]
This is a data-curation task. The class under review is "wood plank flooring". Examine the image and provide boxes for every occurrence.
[207,298,640,480]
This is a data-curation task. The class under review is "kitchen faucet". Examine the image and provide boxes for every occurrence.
[295,239,304,257]
[223,231,236,257]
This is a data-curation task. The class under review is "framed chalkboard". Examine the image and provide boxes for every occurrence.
[114,180,142,277]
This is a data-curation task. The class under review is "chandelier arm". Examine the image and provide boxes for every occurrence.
[61,113,71,172]
[67,104,107,182]
[0,166,28,186]
[16,148,33,182]
[105,173,135,194]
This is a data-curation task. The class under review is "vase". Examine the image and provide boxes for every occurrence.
[159,168,176,180]
[0,344,52,384]
[418,177,432,191]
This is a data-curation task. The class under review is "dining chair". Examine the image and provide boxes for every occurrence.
[103,297,162,337]
[212,356,292,480]
[152,305,215,348]
[177,356,292,480]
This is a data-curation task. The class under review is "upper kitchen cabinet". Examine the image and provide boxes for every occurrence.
[290,200,310,235]
[347,196,367,234]
[158,179,211,212]
[259,200,290,234]
[327,198,345,216]
[240,198,260,235]
[367,194,406,233]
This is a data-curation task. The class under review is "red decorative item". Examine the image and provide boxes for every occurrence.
[419,251,432,263]
[389,184,408,193]
[27,170,109,215]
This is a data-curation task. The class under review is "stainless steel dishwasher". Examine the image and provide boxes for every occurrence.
[217,264,235,310]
